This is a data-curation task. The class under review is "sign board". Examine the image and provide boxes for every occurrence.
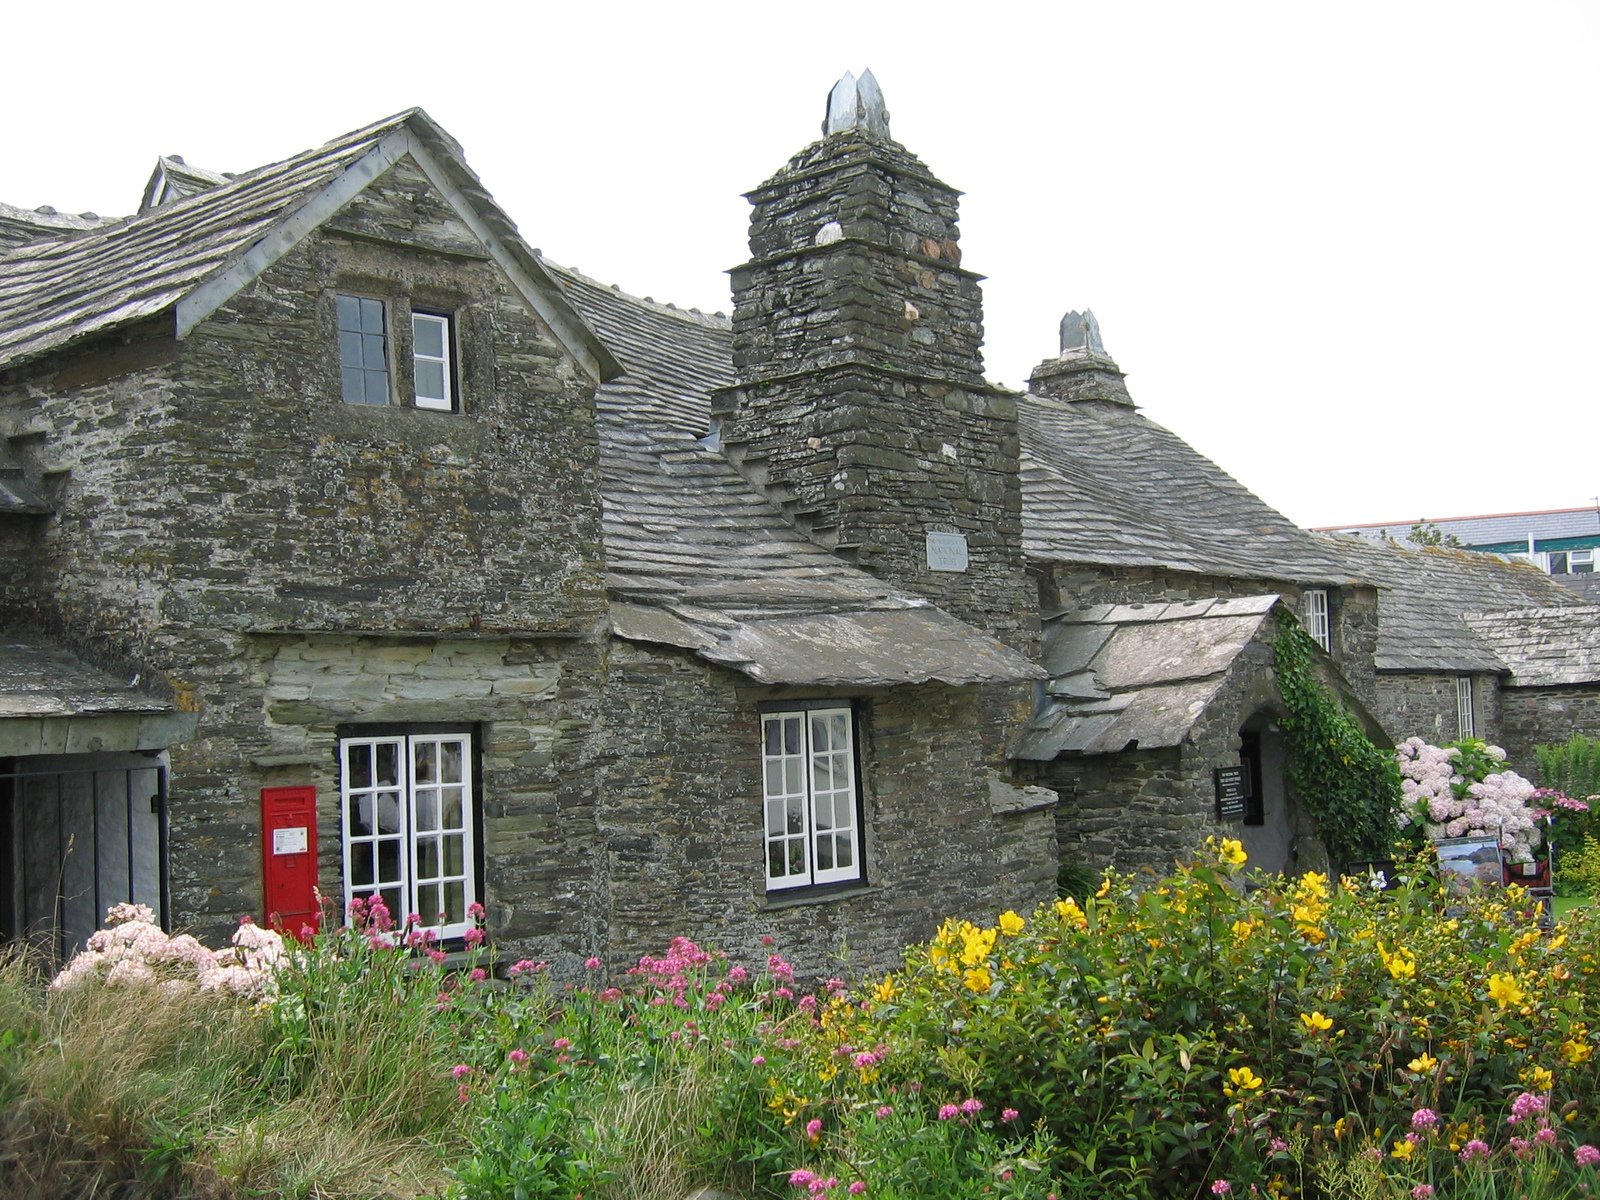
[926,531,969,573]
[272,826,309,856]
[1214,765,1248,821]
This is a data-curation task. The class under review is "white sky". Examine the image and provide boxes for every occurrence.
[7,1,1597,529]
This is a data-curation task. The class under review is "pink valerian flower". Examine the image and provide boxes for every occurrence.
[585,956,603,970]
[463,927,486,948]
[1576,1144,1600,1167]
[853,1050,883,1069]
[1002,1108,1020,1123]
[727,965,749,984]
[874,1105,894,1119]
[1535,1126,1558,1147]
[805,1118,823,1142]
[468,968,487,983]
[467,900,486,920]
[1411,1187,1434,1200]
[1412,1108,1440,1131]
[937,1104,960,1121]
[767,953,796,984]
[508,958,545,977]
[799,994,819,1013]
[599,987,622,1001]
[960,1097,984,1116]
[1509,1091,1549,1124]
[775,986,794,1001]
[1211,1182,1232,1196]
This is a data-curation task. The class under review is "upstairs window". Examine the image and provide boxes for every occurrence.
[763,704,863,893]
[1456,677,1475,740]
[1304,589,1331,652]
[412,312,455,411]
[337,294,390,405]
[1549,549,1595,575]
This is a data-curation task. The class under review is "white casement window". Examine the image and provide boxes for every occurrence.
[763,705,862,892]
[340,729,477,939]
[1456,677,1475,740]
[337,294,390,405]
[1304,589,1331,652]
[412,312,454,410]
[1549,549,1595,575]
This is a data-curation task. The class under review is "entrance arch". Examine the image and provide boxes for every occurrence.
[1234,711,1296,874]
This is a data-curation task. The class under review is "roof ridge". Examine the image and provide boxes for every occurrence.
[544,259,731,331]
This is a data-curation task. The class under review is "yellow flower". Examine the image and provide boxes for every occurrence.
[1522,1064,1555,1091]
[1297,871,1330,900]
[998,910,1026,937]
[1333,1117,1349,1139]
[1408,1052,1439,1073]
[1232,919,1257,941]
[1054,898,1088,929]
[1487,972,1525,1008]
[1391,1139,1415,1160]
[1380,944,1417,982]
[1223,1066,1264,1098]
[962,966,993,993]
[1299,1011,1334,1034]
[1562,1039,1593,1066]
[873,976,897,1003]
[1212,837,1248,866]
[1095,877,1112,899]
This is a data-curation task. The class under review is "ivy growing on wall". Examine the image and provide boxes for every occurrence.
[1272,608,1401,867]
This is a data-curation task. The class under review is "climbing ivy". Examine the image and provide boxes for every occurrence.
[1271,608,1402,867]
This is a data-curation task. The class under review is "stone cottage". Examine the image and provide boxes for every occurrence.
[6,73,1589,966]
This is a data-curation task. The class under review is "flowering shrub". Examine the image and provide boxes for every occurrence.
[48,903,283,997]
[1396,737,1548,862]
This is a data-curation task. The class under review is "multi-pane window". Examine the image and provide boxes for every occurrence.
[337,294,390,405]
[340,729,477,939]
[412,312,454,410]
[1304,589,1331,652]
[762,706,862,892]
[1456,677,1475,740]
[1548,549,1595,575]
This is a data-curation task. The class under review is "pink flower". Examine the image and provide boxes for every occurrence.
[1461,1139,1490,1161]
[761,935,776,946]
[1509,1091,1548,1124]
[508,958,545,976]
[1412,1108,1439,1131]
[1001,1107,1020,1123]
[961,1097,983,1115]
[553,1037,571,1052]
[788,1169,816,1188]
[508,1049,528,1064]
[728,965,749,983]
[848,1184,866,1196]
[752,1055,766,1066]
[468,968,486,982]
[1211,1182,1231,1196]
[426,948,447,965]
[1411,1187,1434,1200]
[874,1105,894,1119]
[1576,1144,1600,1167]
[1536,1127,1558,1146]
[451,1063,471,1079]
[585,955,603,969]
[463,928,486,948]
[805,1118,823,1142]
[467,901,486,920]
[1269,1137,1288,1153]
[938,1104,960,1121]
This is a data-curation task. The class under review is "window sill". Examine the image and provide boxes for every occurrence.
[760,882,878,911]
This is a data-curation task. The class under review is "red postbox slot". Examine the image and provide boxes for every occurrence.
[261,785,320,940]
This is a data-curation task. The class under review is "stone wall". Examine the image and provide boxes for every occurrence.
[1368,671,1501,756]
[597,640,1057,978]
[1501,685,1600,779]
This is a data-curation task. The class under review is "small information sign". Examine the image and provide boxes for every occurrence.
[272,826,309,856]
[1214,765,1248,821]
[925,531,970,573]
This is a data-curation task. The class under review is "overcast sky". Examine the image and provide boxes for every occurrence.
[7,1,1597,529]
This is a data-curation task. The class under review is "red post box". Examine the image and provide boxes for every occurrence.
[261,786,320,939]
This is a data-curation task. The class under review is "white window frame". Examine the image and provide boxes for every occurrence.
[762,705,863,892]
[1456,677,1475,740]
[1570,549,1595,575]
[1304,589,1331,652]
[411,311,455,411]
[339,728,478,941]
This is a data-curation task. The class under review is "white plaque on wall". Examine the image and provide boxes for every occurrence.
[925,531,970,572]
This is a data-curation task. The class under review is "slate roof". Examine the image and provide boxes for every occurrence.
[1464,607,1600,687]
[1015,595,1280,759]
[0,633,179,719]
[551,264,1040,687]
[1019,384,1360,586]
[1321,506,1600,549]
[1317,534,1583,672]
[0,109,616,382]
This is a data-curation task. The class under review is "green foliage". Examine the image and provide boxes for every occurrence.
[1056,861,1100,902]
[1563,836,1600,899]
[1408,521,1464,548]
[1272,608,1403,865]
[1536,734,1600,798]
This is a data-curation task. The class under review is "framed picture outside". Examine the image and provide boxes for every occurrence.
[1434,836,1504,897]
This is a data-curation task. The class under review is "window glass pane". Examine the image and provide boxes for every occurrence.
[766,799,784,837]
[339,329,365,368]
[336,294,361,330]
[414,789,438,833]
[787,839,807,875]
[786,795,805,834]
[813,758,832,791]
[764,719,782,757]
[359,297,385,333]
[444,881,465,922]
[811,714,832,752]
[376,744,400,786]
[416,360,446,400]
[414,315,444,358]
[341,368,368,404]
[441,741,464,784]
[784,717,801,755]
[815,793,833,831]
[416,882,439,922]
[835,837,852,869]
[440,788,464,830]
[347,744,372,788]
[375,791,403,835]
[444,834,464,877]
[417,837,439,880]
[817,837,834,871]
[830,713,849,746]
[768,842,786,879]
[784,759,802,794]
[364,369,390,405]
[1551,552,1569,573]
[351,842,374,888]
[414,741,436,783]
[361,333,386,371]
[764,760,783,797]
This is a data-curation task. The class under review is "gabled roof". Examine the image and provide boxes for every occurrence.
[1020,387,1360,585]
[1016,595,1282,759]
[1317,534,1583,672]
[551,264,1040,688]
[0,110,619,383]
[1464,606,1600,687]
[1319,505,1600,548]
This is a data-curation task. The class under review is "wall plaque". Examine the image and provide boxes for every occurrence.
[926,531,969,572]
[1214,765,1248,821]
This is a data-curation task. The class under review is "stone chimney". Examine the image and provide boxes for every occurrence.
[1028,309,1134,406]
[712,71,1033,656]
